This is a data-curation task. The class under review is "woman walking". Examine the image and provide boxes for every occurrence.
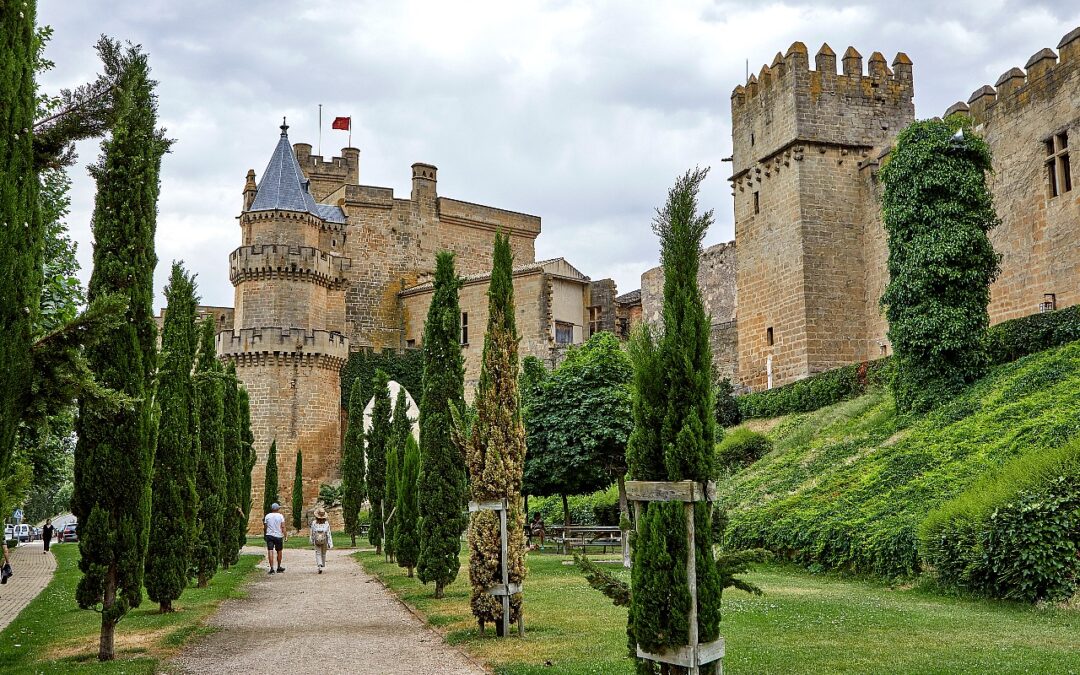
[41,520,54,554]
[310,507,333,573]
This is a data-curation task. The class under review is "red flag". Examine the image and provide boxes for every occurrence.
[331,116,351,131]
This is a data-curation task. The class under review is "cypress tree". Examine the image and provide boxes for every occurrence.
[291,449,303,531]
[192,317,225,588]
[0,1,44,476]
[263,439,279,517]
[464,233,527,635]
[145,263,199,613]
[220,363,243,568]
[395,434,421,577]
[627,168,722,674]
[366,369,392,554]
[238,386,255,547]
[417,251,467,598]
[384,387,409,561]
[72,49,167,661]
[341,379,366,546]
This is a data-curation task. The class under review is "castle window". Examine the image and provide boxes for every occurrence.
[1046,132,1071,198]
[555,321,574,345]
[461,312,469,345]
[753,191,760,214]
[751,133,755,147]
[1040,293,1057,313]
[588,306,602,336]
[406,339,416,348]
[766,326,774,346]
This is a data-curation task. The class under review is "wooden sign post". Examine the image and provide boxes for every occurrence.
[626,480,724,675]
[468,499,524,637]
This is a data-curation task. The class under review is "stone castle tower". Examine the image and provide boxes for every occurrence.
[729,42,914,390]
[217,121,352,532]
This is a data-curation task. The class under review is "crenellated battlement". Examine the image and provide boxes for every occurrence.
[942,26,1080,127]
[216,327,349,370]
[239,207,347,233]
[229,244,351,289]
[293,144,359,201]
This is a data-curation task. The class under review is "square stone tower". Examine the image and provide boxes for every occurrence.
[729,42,914,390]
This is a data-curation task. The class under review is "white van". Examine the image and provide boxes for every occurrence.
[14,524,31,542]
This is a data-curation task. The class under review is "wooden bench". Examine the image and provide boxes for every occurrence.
[547,525,622,555]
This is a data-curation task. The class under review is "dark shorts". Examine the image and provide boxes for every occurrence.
[264,535,283,552]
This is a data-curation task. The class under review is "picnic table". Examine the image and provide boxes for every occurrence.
[547,525,622,555]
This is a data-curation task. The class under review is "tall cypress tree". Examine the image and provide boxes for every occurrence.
[627,168,722,674]
[220,364,243,568]
[417,251,467,598]
[342,379,366,546]
[464,233,527,635]
[366,369,392,554]
[384,388,409,561]
[145,263,199,613]
[395,434,421,577]
[291,449,303,531]
[0,1,44,477]
[192,317,225,588]
[263,439,279,517]
[72,49,167,661]
[238,386,255,546]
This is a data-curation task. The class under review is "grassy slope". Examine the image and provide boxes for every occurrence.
[0,544,258,673]
[719,341,1080,577]
[358,547,1080,674]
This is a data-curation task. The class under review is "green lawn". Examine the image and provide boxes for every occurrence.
[0,544,259,673]
[245,530,362,550]
[357,547,1080,674]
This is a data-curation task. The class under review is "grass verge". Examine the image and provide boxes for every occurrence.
[0,544,258,673]
[357,546,1080,674]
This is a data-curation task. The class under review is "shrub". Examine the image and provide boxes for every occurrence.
[716,428,772,475]
[986,305,1080,365]
[715,377,741,428]
[919,439,1080,602]
[529,484,620,526]
[738,358,893,419]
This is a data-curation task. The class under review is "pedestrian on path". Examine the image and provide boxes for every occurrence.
[264,503,286,575]
[1,540,11,587]
[309,506,333,573]
[41,520,54,554]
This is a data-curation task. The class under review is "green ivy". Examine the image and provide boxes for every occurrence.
[340,347,423,411]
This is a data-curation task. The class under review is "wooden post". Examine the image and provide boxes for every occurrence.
[685,502,698,675]
[469,498,522,638]
[499,499,510,637]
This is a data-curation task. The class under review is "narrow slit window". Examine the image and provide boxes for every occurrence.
[461,312,468,345]
[751,133,755,147]
[754,191,760,214]
[766,326,774,346]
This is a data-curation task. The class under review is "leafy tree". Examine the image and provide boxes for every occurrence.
[880,117,1000,413]
[341,380,366,546]
[417,251,468,598]
[463,233,528,635]
[384,387,410,561]
[0,0,44,484]
[192,317,225,588]
[366,369,392,554]
[521,333,632,527]
[263,439,279,517]
[627,168,722,674]
[220,364,243,568]
[395,434,421,577]
[238,386,255,540]
[714,377,741,429]
[71,48,168,661]
[145,263,199,613]
[291,449,304,531]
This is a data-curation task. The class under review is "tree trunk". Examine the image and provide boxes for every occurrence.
[523,494,529,518]
[407,566,414,578]
[159,600,174,614]
[198,573,208,589]
[98,565,117,661]
[561,493,570,526]
[435,581,445,599]
[351,533,356,547]
[618,475,630,569]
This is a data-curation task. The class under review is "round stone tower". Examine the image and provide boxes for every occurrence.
[218,121,352,533]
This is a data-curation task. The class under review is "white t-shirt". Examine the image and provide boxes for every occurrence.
[264,512,285,538]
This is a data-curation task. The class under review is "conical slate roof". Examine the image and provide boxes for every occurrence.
[248,121,346,224]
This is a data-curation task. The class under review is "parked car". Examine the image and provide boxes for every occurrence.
[3,525,13,541]
[60,523,77,542]
[14,524,31,542]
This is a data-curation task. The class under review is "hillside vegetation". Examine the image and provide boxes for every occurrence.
[718,340,1080,582]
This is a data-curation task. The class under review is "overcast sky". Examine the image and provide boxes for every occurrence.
[37,0,1080,310]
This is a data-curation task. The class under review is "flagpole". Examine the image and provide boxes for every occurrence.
[318,104,322,156]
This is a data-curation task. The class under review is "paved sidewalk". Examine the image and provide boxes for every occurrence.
[0,541,57,632]
[173,545,485,675]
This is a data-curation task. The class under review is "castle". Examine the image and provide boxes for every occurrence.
[639,25,1080,392]
[216,121,629,531]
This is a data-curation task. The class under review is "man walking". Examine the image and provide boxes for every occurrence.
[264,503,287,575]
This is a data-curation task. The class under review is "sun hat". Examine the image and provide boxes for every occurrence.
[271,502,281,511]
[314,506,328,519]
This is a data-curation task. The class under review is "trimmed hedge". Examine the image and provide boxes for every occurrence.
[716,428,772,475]
[738,305,1080,420]
[340,347,423,411]
[919,439,1080,602]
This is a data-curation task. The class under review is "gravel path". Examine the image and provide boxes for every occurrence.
[0,540,57,632]
[172,545,486,675]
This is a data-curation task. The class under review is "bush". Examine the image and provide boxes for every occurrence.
[715,377,742,428]
[716,428,772,475]
[738,358,893,419]
[986,305,1080,365]
[919,439,1080,602]
[529,484,620,526]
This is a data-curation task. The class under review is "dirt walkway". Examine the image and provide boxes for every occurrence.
[0,540,57,632]
[172,545,485,675]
